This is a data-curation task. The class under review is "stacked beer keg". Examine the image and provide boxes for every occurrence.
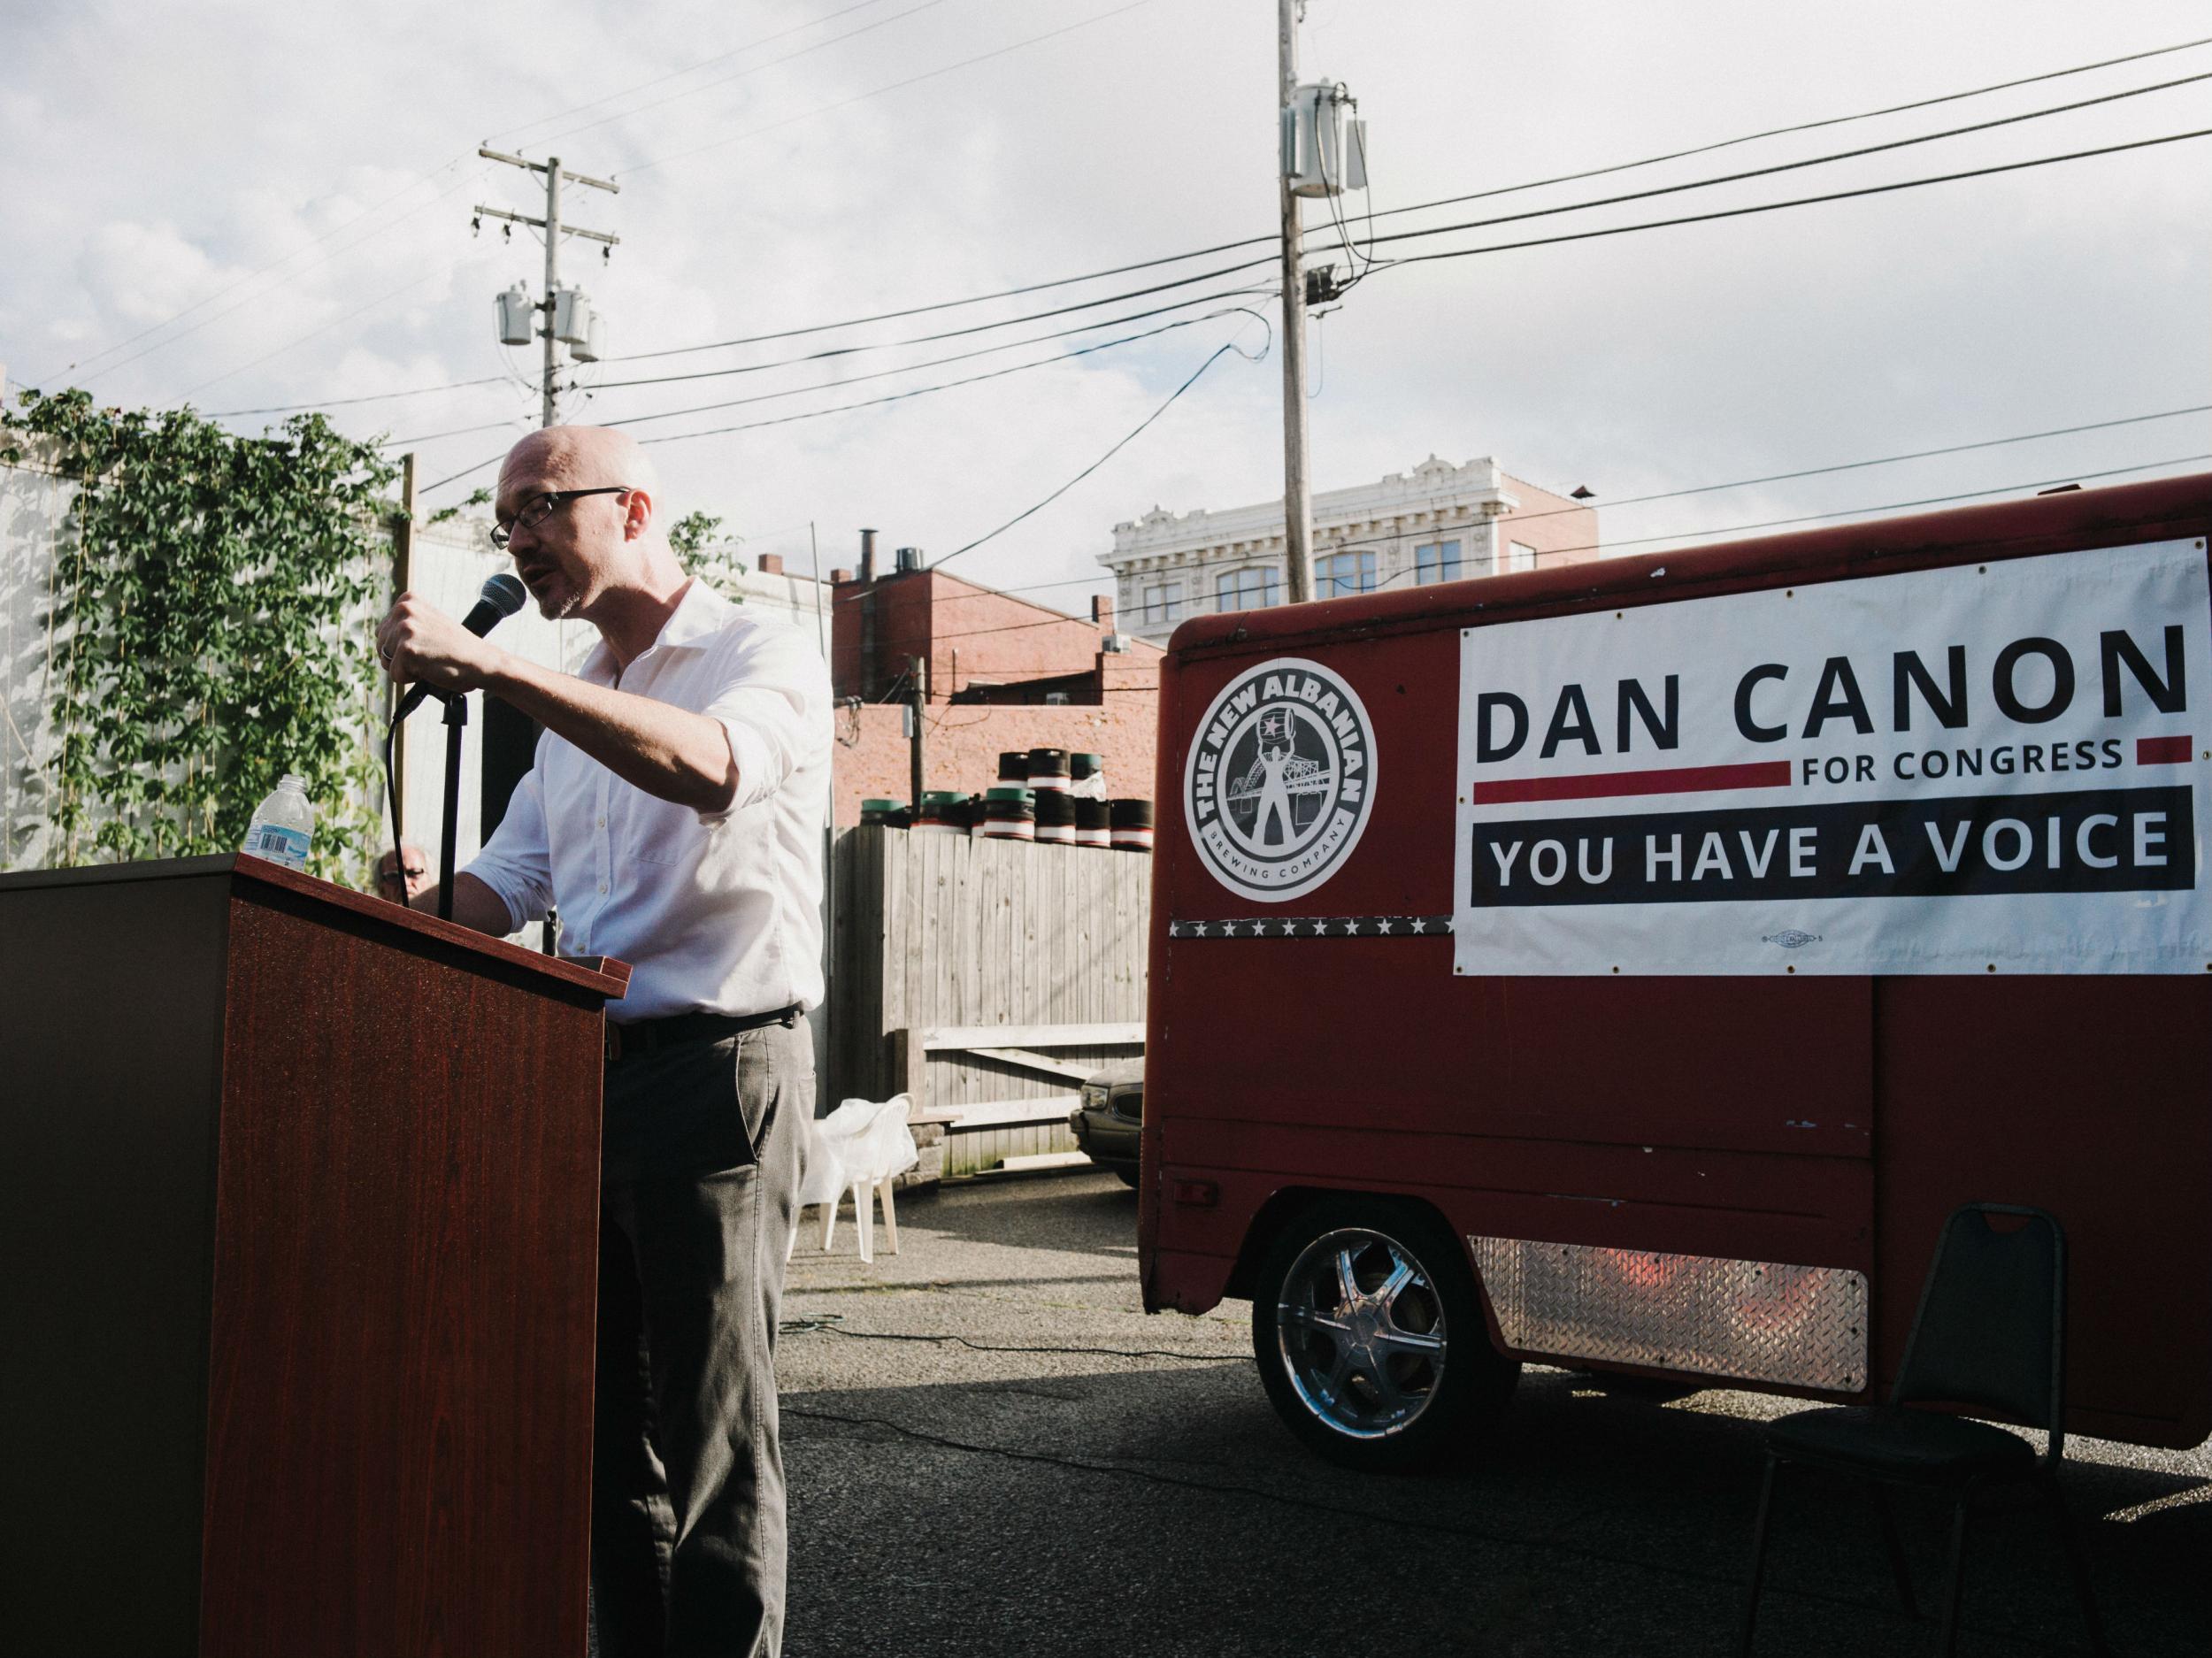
[859,744,1151,851]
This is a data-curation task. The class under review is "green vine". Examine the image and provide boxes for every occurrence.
[671,510,749,603]
[668,510,725,557]
[2,388,400,879]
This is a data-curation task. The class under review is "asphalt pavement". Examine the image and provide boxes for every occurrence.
[778,1169,2208,1658]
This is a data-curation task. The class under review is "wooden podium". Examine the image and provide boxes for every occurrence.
[0,855,629,1657]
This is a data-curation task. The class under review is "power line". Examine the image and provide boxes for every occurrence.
[618,0,1157,175]
[182,256,472,399]
[632,307,1270,449]
[1444,403,2212,533]
[903,403,2212,643]
[527,0,962,151]
[1345,67,2212,264]
[420,106,2209,487]
[195,42,2212,425]
[381,415,536,448]
[51,3,1133,403]
[50,153,475,383]
[208,376,512,418]
[1545,453,2212,557]
[422,449,514,496]
[585,59,2172,409]
[598,289,1272,426]
[915,450,2212,649]
[599,33,2212,366]
[932,337,1258,573]
[577,121,2212,442]
[1384,125,2212,274]
[484,0,914,150]
[590,69,2200,393]
[72,162,494,390]
[586,280,1271,395]
[1353,30,2212,230]
[654,434,2212,661]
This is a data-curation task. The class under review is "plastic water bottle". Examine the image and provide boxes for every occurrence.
[242,774,315,871]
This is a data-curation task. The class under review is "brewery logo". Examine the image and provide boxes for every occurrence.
[1184,656,1379,902]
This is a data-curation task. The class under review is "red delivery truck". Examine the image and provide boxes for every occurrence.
[1137,472,2212,1471]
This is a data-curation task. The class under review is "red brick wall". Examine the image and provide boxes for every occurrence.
[832,570,1164,702]
[1498,474,1601,568]
[832,684,1160,824]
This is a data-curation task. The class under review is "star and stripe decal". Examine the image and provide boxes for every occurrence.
[1166,915,1455,940]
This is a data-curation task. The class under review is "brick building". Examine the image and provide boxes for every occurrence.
[1100,454,1601,648]
[826,546,1164,824]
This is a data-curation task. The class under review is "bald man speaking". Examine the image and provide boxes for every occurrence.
[378,426,830,1658]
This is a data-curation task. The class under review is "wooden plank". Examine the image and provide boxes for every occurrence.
[959,1047,1101,1083]
[887,1028,927,1109]
[856,825,887,1101]
[836,825,1153,1174]
[920,1021,1144,1050]
[998,1151,1090,1172]
[918,1093,1080,1130]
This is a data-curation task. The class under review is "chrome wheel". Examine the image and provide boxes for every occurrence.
[1273,1225,1448,1440]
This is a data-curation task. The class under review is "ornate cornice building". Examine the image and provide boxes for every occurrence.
[1099,454,1601,646]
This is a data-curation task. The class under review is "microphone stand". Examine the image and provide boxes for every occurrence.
[437,693,467,923]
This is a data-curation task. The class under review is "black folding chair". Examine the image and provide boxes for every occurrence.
[1736,1203,2107,1657]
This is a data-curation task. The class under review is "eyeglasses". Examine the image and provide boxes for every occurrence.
[490,486,632,550]
[380,864,426,886]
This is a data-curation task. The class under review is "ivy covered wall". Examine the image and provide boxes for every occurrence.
[1,390,400,880]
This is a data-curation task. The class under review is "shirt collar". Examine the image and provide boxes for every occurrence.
[580,578,734,685]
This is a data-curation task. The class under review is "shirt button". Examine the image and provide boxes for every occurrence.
[597,816,606,827]
[598,882,608,894]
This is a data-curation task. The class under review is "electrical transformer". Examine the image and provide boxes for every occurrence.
[495,283,535,347]
[553,288,594,348]
[572,312,607,364]
[1282,81,1367,198]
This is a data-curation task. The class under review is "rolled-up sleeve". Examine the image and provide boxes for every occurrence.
[460,751,555,930]
[698,627,833,825]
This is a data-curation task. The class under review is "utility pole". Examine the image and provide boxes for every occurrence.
[908,655,927,812]
[1277,0,1313,604]
[475,149,619,427]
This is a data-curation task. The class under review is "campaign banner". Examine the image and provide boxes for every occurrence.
[1451,539,2212,974]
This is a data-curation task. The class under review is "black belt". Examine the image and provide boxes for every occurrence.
[605,1004,800,1063]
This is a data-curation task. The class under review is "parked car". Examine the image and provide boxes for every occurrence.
[1069,1058,1142,1186]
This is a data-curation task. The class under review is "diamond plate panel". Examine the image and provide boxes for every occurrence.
[1469,1236,1868,1392]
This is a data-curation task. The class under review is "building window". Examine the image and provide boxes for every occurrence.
[1141,581,1184,626]
[1508,541,1538,572]
[1215,566,1280,612]
[1414,540,1463,585]
[1316,549,1375,598]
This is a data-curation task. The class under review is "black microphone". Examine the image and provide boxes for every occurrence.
[395,572,529,718]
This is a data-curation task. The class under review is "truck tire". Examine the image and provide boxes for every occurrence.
[1250,1195,1518,1473]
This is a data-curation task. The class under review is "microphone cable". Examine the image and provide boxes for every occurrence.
[381,705,406,911]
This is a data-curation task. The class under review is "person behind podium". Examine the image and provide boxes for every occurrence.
[373,841,430,905]
[373,425,830,1658]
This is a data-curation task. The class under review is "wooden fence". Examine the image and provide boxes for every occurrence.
[826,826,1149,1178]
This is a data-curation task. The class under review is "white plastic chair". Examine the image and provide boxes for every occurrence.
[787,1094,918,1264]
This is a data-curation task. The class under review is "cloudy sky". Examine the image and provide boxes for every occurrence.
[3,0,2207,612]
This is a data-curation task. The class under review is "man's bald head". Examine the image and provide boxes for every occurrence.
[493,424,687,631]
[497,426,662,526]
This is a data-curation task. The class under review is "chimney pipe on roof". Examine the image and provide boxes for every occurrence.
[859,527,878,584]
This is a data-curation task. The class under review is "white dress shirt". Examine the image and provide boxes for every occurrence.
[465,579,833,1022]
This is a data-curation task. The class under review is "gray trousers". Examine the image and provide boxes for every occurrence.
[592,1016,810,1658]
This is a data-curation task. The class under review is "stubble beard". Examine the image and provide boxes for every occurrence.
[534,584,581,622]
